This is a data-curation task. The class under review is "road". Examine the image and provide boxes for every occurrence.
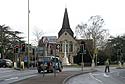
[0,67,85,84]
[66,66,125,84]
[1,66,125,84]
[0,68,37,84]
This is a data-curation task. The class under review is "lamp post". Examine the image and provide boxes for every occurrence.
[27,0,30,68]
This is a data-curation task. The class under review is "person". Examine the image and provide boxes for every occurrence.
[105,59,110,73]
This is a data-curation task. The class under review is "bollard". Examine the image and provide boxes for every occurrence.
[91,59,95,69]
[118,61,122,68]
[21,61,24,70]
[14,62,17,69]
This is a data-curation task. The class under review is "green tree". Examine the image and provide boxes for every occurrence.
[0,25,24,60]
[108,35,125,63]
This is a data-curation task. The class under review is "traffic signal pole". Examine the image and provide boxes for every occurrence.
[81,44,84,71]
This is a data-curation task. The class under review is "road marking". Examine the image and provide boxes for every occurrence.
[92,73,110,77]
[89,73,103,84]
[119,75,125,78]
[103,73,110,77]
[5,77,18,81]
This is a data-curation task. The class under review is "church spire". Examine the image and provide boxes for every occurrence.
[62,8,70,29]
[58,8,74,38]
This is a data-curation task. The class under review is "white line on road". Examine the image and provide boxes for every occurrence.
[4,77,18,81]
[103,73,110,77]
[89,73,103,84]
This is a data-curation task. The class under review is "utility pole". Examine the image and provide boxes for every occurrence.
[28,0,30,68]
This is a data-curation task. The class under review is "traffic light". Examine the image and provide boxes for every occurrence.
[21,44,25,52]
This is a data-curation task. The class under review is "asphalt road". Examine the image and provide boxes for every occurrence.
[11,67,92,84]
[1,67,124,84]
[66,66,125,84]
[0,68,37,84]
[0,67,82,84]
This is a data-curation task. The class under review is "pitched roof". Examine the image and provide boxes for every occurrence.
[58,8,74,38]
[42,36,57,43]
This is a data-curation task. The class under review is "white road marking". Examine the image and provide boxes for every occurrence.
[103,73,110,77]
[4,77,18,81]
[89,73,103,84]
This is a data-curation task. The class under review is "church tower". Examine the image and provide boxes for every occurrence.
[57,8,78,65]
[58,8,74,38]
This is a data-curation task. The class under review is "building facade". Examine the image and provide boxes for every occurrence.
[38,8,93,64]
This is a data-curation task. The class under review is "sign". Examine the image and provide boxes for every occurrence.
[24,56,28,62]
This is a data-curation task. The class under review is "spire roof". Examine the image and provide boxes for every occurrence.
[62,8,70,29]
[58,8,74,38]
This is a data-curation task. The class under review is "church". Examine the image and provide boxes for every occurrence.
[38,8,93,65]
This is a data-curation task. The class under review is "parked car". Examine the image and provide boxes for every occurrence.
[0,59,13,68]
[37,56,63,73]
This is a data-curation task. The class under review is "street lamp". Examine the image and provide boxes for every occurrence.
[27,0,30,68]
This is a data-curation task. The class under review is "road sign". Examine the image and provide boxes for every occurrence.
[24,56,28,62]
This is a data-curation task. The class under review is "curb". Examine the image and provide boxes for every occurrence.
[62,69,97,84]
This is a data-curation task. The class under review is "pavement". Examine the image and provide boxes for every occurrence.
[12,67,96,84]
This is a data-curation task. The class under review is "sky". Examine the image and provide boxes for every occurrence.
[0,0,125,45]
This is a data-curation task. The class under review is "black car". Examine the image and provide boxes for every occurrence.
[37,56,63,73]
[0,59,13,68]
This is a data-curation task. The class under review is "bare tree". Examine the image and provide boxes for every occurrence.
[32,28,44,46]
[76,15,109,67]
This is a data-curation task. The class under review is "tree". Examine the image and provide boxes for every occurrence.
[75,15,109,66]
[0,25,24,60]
[32,28,44,46]
[0,25,11,58]
[108,35,125,64]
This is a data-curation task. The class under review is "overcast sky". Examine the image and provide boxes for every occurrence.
[0,0,125,44]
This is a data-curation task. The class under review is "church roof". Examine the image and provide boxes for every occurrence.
[58,8,74,38]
